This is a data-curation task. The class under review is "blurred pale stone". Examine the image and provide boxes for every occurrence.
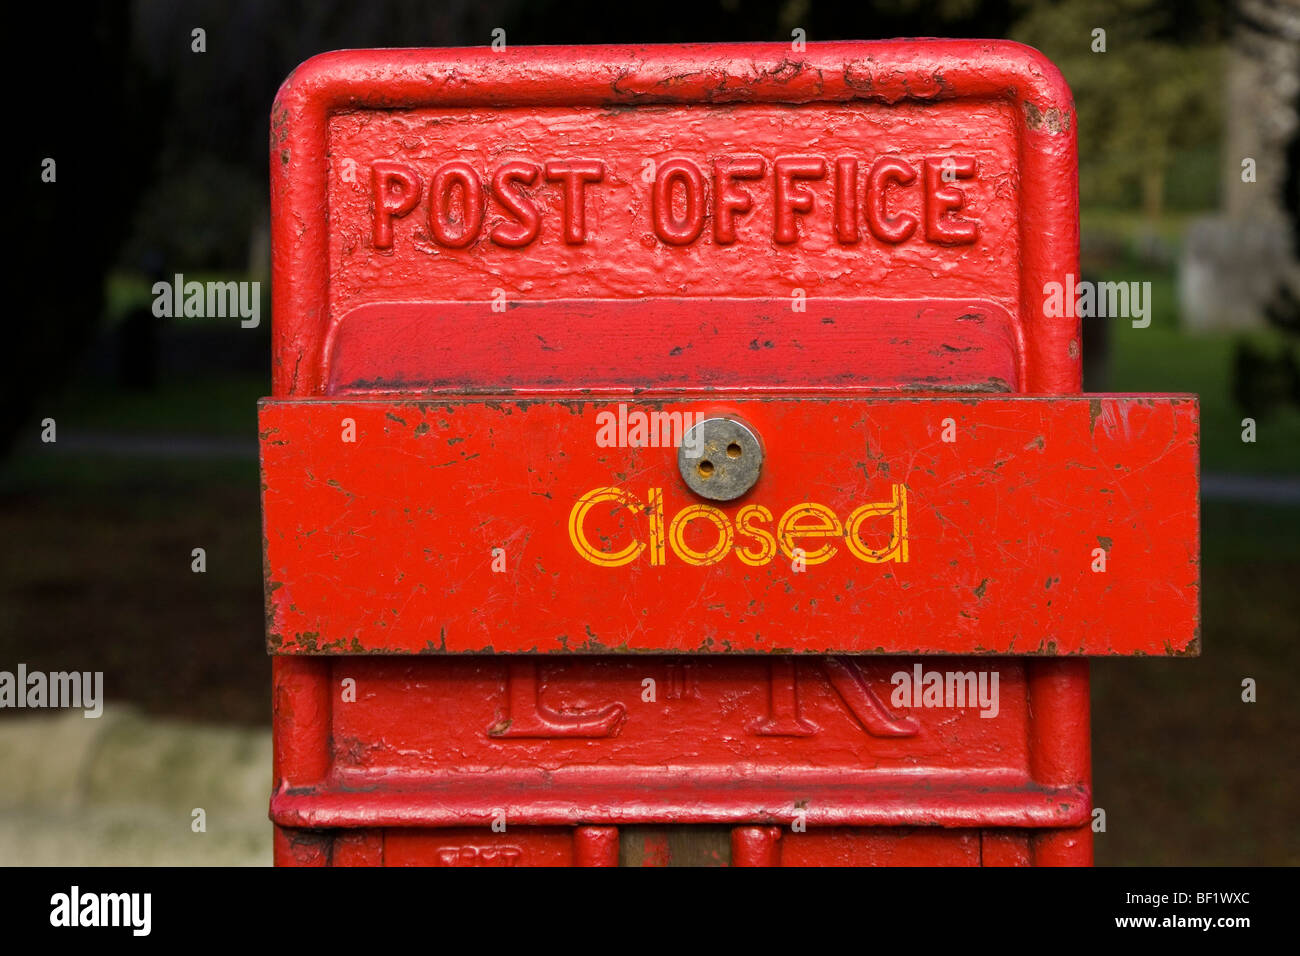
[1180,215,1298,331]
[1179,0,1300,331]
[0,707,270,865]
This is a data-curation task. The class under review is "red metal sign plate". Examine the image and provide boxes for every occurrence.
[261,394,1198,656]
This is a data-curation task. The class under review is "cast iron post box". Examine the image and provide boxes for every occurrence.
[263,40,1199,866]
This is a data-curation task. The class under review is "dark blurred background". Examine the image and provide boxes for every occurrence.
[3,0,1298,865]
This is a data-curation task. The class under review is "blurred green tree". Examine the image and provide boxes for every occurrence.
[1011,0,1229,217]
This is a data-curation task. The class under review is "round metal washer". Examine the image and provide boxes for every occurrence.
[678,417,763,501]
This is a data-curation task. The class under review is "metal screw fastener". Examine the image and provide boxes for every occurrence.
[678,417,763,501]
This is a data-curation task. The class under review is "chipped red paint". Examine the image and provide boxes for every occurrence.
[261,394,1198,656]
[265,40,1198,866]
[272,656,1088,834]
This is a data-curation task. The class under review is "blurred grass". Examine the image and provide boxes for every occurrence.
[0,463,266,726]
[1093,501,1300,866]
[0,454,257,497]
[1086,213,1300,477]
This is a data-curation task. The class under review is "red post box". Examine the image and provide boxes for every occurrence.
[263,41,1199,866]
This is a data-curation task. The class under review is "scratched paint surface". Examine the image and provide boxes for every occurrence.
[325,99,1021,314]
[270,41,1081,398]
[267,41,1136,865]
[326,298,1020,394]
[260,395,1199,656]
